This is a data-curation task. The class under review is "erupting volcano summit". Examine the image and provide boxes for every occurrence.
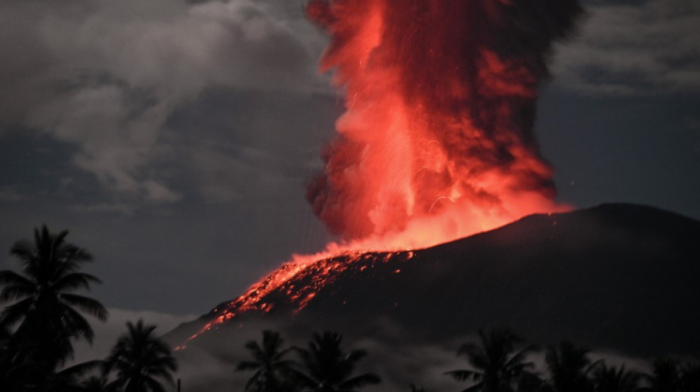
[305,0,582,248]
[181,0,585,345]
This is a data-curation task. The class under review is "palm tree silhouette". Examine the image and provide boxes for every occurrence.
[49,360,104,391]
[80,375,115,392]
[517,371,546,392]
[237,330,298,392]
[293,331,381,392]
[444,328,537,392]
[544,341,600,392]
[103,320,178,392]
[644,358,680,392]
[0,225,107,384]
[592,364,641,392]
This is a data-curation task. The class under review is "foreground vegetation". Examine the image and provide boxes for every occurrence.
[0,226,177,391]
[2,226,699,392]
[237,329,700,392]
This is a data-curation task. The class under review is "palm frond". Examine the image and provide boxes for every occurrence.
[0,298,33,327]
[445,369,480,382]
[56,359,103,379]
[287,367,317,388]
[584,359,604,375]
[59,293,108,321]
[147,367,176,385]
[148,355,178,372]
[9,240,36,262]
[0,270,35,287]
[245,340,266,362]
[0,284,37,302]
[62,305,96,343]
[505,345,537,370]
[62,244,94,264]
[461,382,485,392]
[346,349,368,363]
[245,369,263,391]
[144,378,168,392]
[54,273,102,293]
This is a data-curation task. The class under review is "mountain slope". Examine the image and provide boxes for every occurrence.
[170,203,700,357]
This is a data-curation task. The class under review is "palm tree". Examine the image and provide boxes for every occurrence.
[103,320,178,392]
[592,364,641,392]
[517,372,545,392]
[294,331,381,392]
[644,358,680,392]
[237,330,297,392]
[544,341,599,392]
[80,375,115,392]
[49,360,104,392]
[444,328,537,392]
[0,225,108,384]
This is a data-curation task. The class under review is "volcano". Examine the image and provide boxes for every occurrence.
[169,203,700,358]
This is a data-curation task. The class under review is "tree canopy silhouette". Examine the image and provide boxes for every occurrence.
[444,328,537,392]
[544,341,599,392]
[237,330,298,392]
[592,364,641,392]
[0,225,107,388]
[293,331,381,392]
[645,358,680,392]
[103,319,178,392]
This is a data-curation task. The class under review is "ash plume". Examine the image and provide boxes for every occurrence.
[305,0,583,243]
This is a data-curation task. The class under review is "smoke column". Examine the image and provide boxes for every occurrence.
[306,0,582,248]
[181,0,585,344]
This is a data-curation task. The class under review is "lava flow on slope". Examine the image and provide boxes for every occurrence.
[181,0,584,347]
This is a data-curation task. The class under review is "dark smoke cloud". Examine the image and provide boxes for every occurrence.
[0,0,319,202]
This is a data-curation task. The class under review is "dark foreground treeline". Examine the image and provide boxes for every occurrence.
[235,329,700,392]
[1,226,700,392]
[0,226,177,391]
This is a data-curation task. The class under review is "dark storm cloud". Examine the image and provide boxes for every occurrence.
[555,0,700,94]
[0,0,337,316]
[0,0,322,203]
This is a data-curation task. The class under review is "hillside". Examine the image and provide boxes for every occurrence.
[168,203,700,357]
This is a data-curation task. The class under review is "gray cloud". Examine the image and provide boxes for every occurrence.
[554,0,700,95]
[0,186,23,202]
[191,145,303,204]
[0,0,322,202]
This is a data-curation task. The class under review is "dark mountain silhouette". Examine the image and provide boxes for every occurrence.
[168,203,700,358]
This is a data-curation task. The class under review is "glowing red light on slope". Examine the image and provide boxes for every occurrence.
[180,0,584,347]
[181,250,416,346]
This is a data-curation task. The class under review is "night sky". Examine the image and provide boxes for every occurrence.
[0,0,698,330]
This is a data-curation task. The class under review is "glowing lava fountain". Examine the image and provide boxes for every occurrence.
[182,0,583,345]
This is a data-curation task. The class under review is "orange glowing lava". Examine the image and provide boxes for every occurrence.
[305,0,574,244]
[182,0,582,346]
